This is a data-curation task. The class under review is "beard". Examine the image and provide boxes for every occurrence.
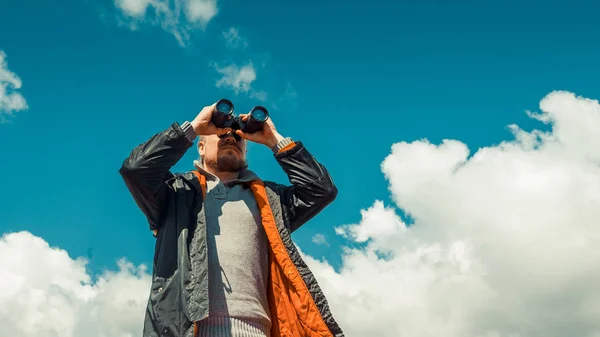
[207,152,248,173]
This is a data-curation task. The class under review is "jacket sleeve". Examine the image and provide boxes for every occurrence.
[119,123,194,231]
[273,141,338,233]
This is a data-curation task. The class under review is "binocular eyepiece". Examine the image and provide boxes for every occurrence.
[212,99,269,136]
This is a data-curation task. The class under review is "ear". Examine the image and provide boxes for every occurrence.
[198,139,205,157]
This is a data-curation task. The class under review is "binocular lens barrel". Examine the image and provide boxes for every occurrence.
[242,106,269,134]
[249,106,268,122]
[216,99,234,115]
[211,99,269,134]
[212,99,234,129]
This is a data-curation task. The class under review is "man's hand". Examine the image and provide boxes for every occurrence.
[235,114,284,148]
[190,103,233,136]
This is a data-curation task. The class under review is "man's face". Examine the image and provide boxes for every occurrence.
[199,133,248,172]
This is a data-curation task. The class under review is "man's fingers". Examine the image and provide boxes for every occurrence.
[235,130,249,139]
[217,127,232,135]
[203,124,230,136]
[200,103,217,117]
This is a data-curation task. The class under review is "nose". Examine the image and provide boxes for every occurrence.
[219,131,242,142]
[221,132,235,141]
[218,132,240,145]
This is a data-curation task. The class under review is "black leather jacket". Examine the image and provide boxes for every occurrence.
[119,122,344,337]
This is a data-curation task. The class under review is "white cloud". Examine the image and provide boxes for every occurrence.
[223,27,248,49]
[214,29,268,102]
[312,233,329,246]
[0,50,28,121]
[250,90,267,102]
[115,0,151,17]
[212,61,257,95]
[0,231,150,337]
[185,0,218,26]
[302,90,600,337]
[114,0,218,45]
[211,62,268,101]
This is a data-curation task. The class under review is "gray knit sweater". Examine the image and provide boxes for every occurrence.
[193,165,271,337]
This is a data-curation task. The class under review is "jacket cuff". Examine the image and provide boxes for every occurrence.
[166,122,195,147]
[271,137,294,153]
[274,140,303,160]
[180,121,198,143]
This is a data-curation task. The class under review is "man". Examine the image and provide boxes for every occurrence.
[120,101,344,337]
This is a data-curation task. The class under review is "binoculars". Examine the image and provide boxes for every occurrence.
[212,99,269,136]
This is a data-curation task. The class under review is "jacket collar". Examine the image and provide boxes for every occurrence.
[194,163,259,186]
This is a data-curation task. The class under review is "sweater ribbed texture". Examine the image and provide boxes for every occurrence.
[196,316,270,337]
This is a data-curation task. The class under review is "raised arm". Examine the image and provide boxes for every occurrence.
[119,122,195,230]
[274,141,338,232]
[119,103,232,231]
[234,115,338,233]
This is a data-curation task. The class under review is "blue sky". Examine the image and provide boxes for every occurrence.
[1,0,600,281]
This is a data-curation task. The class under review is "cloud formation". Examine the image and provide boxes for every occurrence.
[303,90,600,337]
[0,50,28,121]
[223,27,248,49]
[114,0,218,45]
[312,233,329,246]
[0,231,150,337]
[4,91,600,336]
[211,61,267,101]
